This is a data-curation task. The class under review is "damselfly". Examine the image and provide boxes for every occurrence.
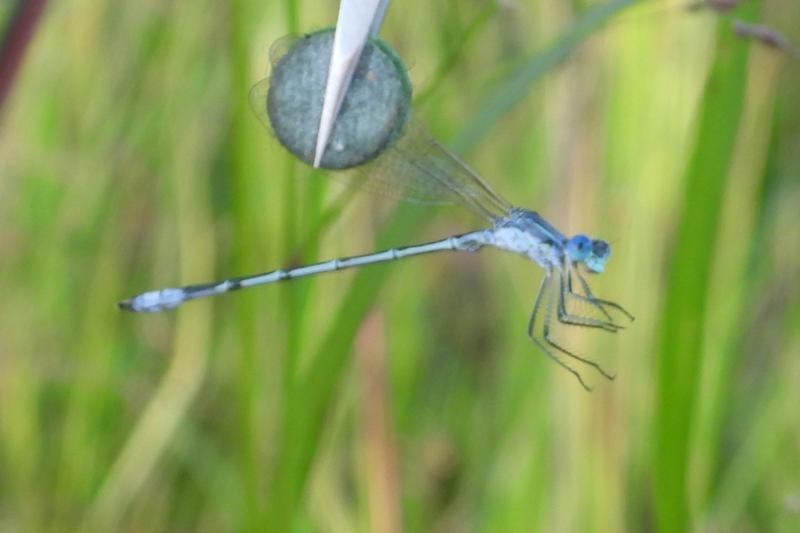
[119,30,633,389]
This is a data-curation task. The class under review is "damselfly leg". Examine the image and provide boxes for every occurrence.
[528,272,615,391]
[557,268,624,333]
[569,268,635,322]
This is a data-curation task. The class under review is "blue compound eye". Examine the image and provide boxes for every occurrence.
[566,234,592,262]
[584,239,611,273]
[592,239,610,259]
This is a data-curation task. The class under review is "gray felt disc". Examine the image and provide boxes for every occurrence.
[267,29,412,170]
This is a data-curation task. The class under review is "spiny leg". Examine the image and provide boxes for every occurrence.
[527,274,593,391]
[543,273,616,381]
[557,269,623,332]
[542,324,616,381]
[560,292,624,331]
[565,268,614,322]
[574,268,635,321]
[570,268,635,322]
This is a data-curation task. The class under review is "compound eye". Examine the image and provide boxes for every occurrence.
[592,239,610,260]
[566,234,592,262]
[584,239,611,273]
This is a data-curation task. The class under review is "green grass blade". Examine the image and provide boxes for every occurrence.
[229,0,269,528]
[653,3,759,531]
[453,0,642,154]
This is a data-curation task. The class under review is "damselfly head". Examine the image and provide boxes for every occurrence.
[585,239,611,274]
[567,234,610,273]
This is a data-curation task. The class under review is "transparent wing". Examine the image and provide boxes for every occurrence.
[251,35,513,222]
[253,75,512,221]
[350,119,513,221]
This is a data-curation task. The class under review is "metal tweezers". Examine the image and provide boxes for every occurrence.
[312,0,392,168]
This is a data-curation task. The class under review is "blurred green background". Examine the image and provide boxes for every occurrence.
[1,0,799,531]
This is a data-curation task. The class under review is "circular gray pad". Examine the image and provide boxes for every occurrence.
[267,29,412,169]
